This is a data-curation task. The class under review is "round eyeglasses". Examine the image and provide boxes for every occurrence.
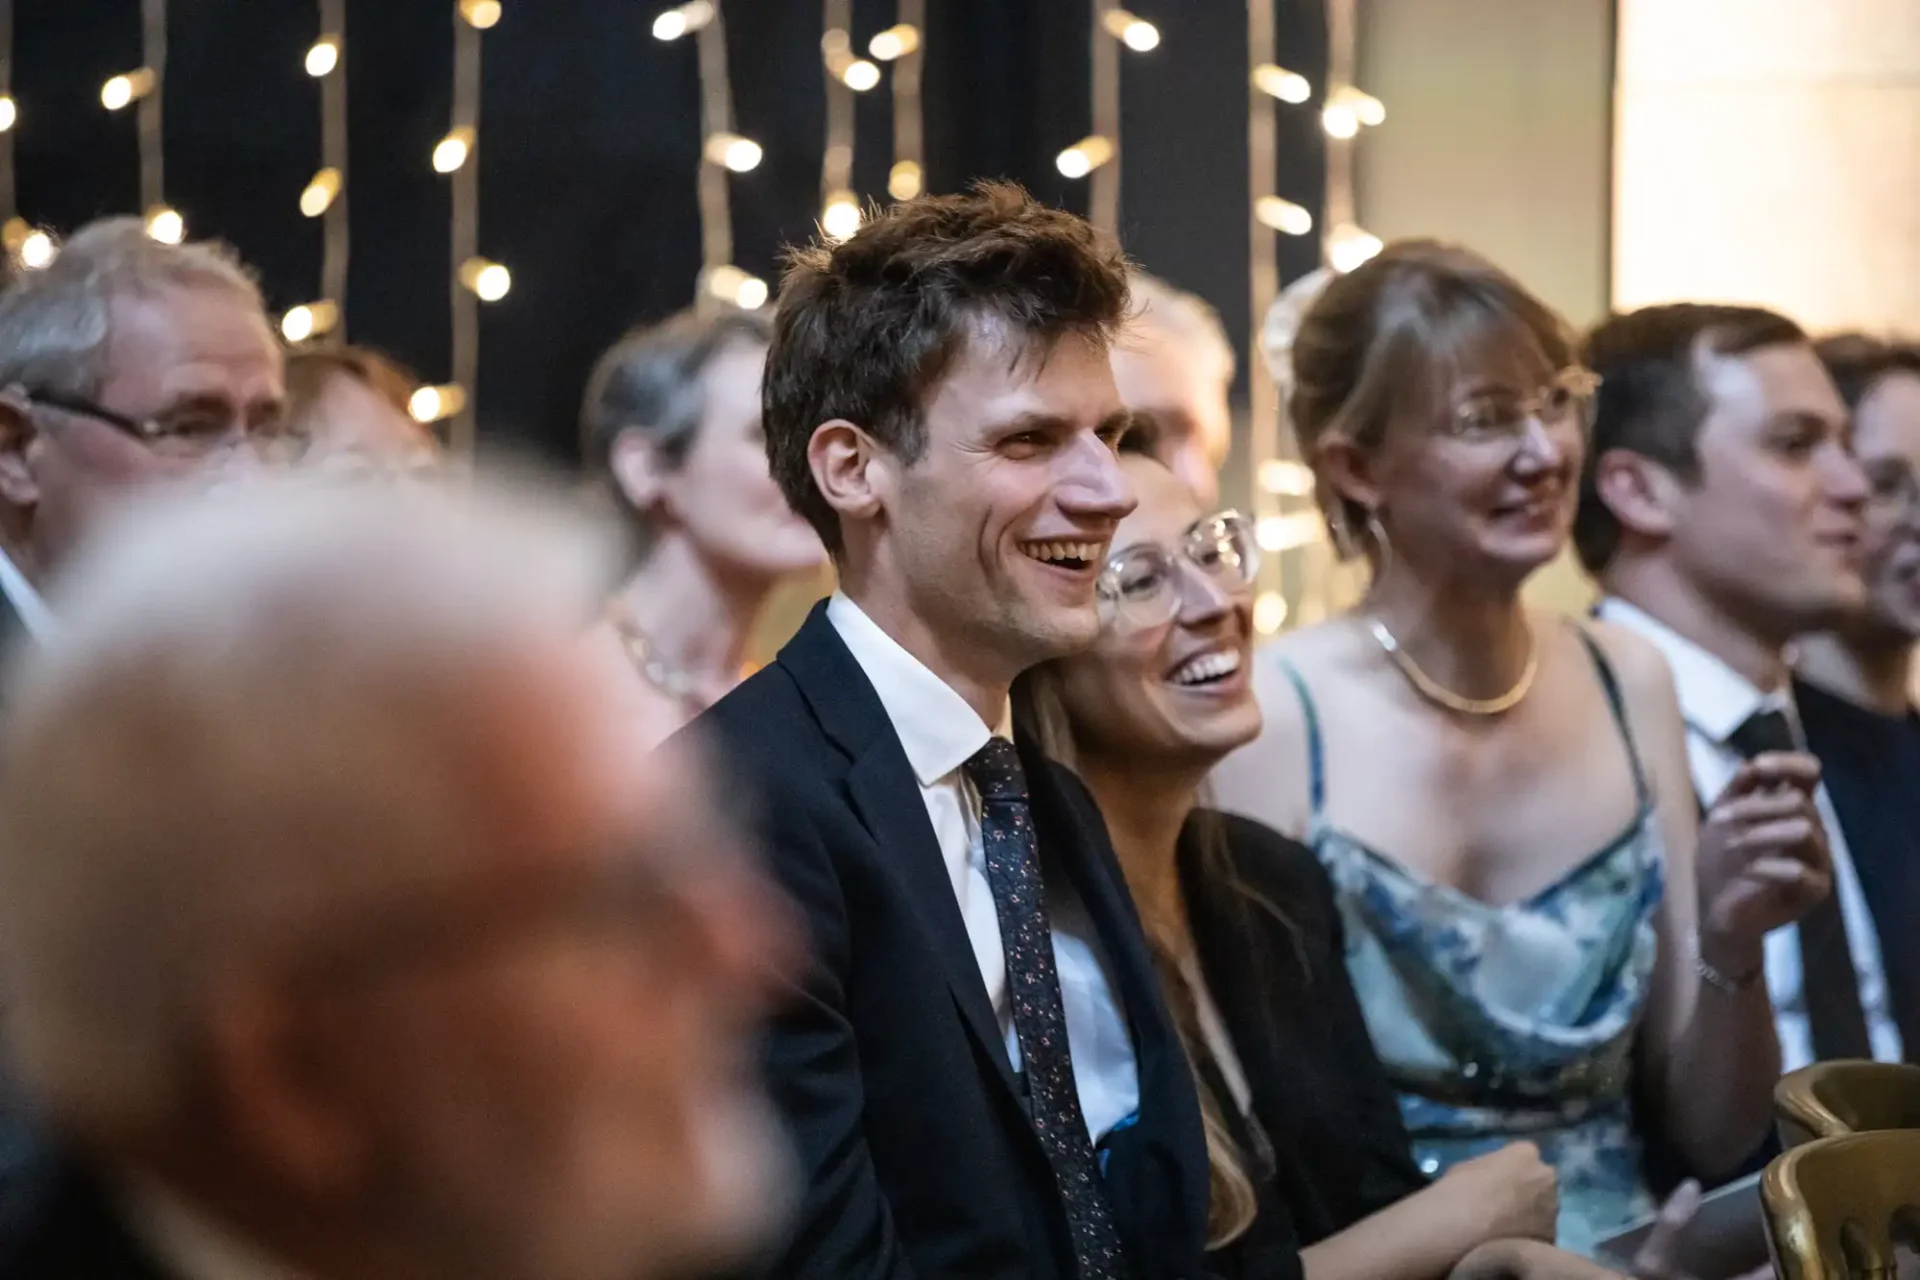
[1095,510,1260,631]
[1441,367,1601,444]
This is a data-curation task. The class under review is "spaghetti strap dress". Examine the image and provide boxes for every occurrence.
[1273,630,1663,1255]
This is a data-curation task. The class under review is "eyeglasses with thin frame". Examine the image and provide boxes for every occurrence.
[1096,510,1260,632]
[1440,367,1602,445]
[20,387,296,463]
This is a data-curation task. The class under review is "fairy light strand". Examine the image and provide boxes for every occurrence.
[1246,0,1280,537]
[885,0,924,200]
[820,0,857,241]
[319,0,348,334]
[447,1,484,454]
[695,2,736,295]
[0,0,14,226]
[140,0,169,232]
[1088,0,1120,234]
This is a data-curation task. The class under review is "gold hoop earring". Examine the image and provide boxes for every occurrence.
[1365,510,1394,584]
[1327,508,1359,561]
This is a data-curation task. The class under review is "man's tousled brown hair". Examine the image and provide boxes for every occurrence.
[762,181,1132,555]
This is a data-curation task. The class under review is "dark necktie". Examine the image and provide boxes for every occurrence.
[1728,707,1874,1060]
[966,738,1129,1280]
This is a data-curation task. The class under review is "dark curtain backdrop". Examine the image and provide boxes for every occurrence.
[15,0,1326,463]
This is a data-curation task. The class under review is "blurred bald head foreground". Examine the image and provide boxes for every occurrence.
[0,474,796,1280]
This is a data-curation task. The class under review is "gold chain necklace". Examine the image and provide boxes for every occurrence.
[606,605,707,714]
[1366,616,1539,716]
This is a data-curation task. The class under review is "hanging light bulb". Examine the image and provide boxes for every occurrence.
[305,38,340,77]
[1252,64,1311,104]
[888,160,923,201]
[458,258,513,302]
[1329,84,1386,127]
[651,0,715,41]
[409,384,468,424]
[433,127,475,173]
[300,168,342,218]
[1321,103,1360,139]
[1257,459,1317,496]
[822,190,862,242]
[1100,10,1160,52]
[1328,223,1384,273]
[703,264,768,310]
[280,301,340,344]
[458,0,502,29]
[703,132,762,173]
[1255,512,1322,553]
[1055,136,1115,180]
[0,96,17,132]
[1255,196,1314,236]
[18,230,55,270]
[868,24,920,61]
[840,58,881,91]
[144,206,185,245]
[101,68,158,112]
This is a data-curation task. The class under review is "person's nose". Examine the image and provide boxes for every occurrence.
[1824,440,1871,516]
[1057,430,1136,525]
[1509,414,1566,475]
[1173,559,1235,628]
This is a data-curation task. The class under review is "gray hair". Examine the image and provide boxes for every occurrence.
[0,471,618,1131]
[579,308,771,541]
[1122,270,1236,384]
[0,217,266,400]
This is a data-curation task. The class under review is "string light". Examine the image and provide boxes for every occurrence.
[1254,592,1290,635]
[1330,84,1385,127]
[458,256,512,302]
[1256,512,1322,553]
[0,97,15,133]
[101,68,157,112]
[1321,103,1359,139]
[868,24,919,61]
[432,126,474,173]
[703,131,761,172]
[280,301,340,344]
[1255,196,1313,236]
[300,167,341,217]
[458,0,501,29]
[651,0,715,42]
[1099,9,1160,52]
[822,189,861,241]
[1055,135,1114,180]
[889,160,922,200]
[144,205,184,244]
[305,37,340,77]
[840,58,880,91]
[2,218,54,271]
[704,264,767,310]
[1328,222,1382,273]
[1251,63,1310,104]
[409,384,468,424]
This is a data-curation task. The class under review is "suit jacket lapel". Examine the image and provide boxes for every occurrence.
[779,606,1020,1096]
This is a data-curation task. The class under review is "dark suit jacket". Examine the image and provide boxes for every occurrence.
[684,605,1211,1279]
[0,1143,178,1280]
[1183,813,1426,1280]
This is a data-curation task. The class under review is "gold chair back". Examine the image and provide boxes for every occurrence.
[1763,1130,1920,1279]
[1775,1061,1920,1149]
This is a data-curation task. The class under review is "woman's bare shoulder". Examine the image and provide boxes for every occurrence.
[1568,615,1682,712]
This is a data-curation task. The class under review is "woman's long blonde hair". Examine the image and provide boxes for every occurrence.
[1013,666,1277,1248]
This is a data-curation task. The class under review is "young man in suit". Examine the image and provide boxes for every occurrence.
[1577,303,1901,1073]
[687,183,1212,1278]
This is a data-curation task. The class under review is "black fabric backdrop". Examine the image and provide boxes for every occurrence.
[15,0,1326,463]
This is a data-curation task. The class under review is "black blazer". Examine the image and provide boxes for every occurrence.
[1181,812,1426,1280]
[684,604,1211,1279]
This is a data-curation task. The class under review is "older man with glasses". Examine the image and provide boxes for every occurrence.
[0,217,286,650]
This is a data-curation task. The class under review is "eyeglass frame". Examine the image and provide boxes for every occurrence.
[1095,509,1260,632]
[13,386,293,460]
[1436,367,1603,445]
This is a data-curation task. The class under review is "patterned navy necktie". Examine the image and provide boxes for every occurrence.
[966,737,1129,1280]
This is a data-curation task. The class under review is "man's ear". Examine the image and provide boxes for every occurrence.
[807,419,886,525]
[1593,448,1683,542]
[201,981,369,1197]
[0,390,41,509]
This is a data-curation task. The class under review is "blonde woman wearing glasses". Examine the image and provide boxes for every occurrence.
[1211,242,1826,1259]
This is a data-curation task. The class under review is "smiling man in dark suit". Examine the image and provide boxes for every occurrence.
[684,183,1210,1279]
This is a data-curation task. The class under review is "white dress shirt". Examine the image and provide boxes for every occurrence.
[1598,597,1903,1069]
[120,1180,309,1280]
[0,544,55,642]
[826,592,1141,1142]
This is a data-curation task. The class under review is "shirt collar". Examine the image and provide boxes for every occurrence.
[118,1179,311,1280]
[825,592,1006,785]
[1596,596,1785,743]
[0,544,55,642]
